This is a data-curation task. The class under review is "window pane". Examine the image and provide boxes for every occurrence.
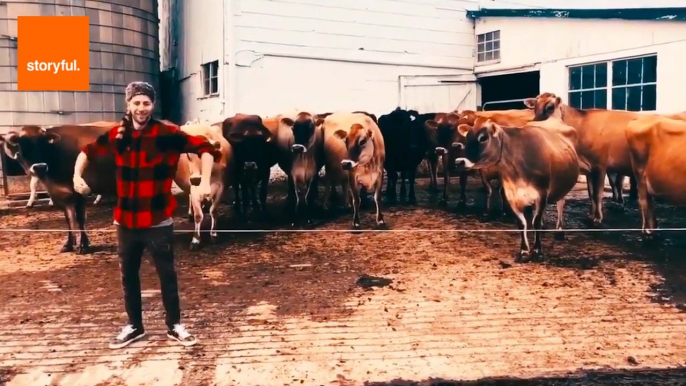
[612,60,627,86]
[211,78,218,94]
[581,65,595,89]
[478,34,485,43]
[643,55,657,83]
[486,41,493,51]
[494,40,500,50]
[594,89,607,109]
[477,53,485,62]
[486,32,493,41]
[627,58,642,85]
[642,84,656,110]
[493,50,500,60]
[494,30,500,39]
[595,63,607,88]
[478,43,485,53]
[203,79,210,95]
[581,90,596,109]
[569,91,581,108]
[569,67,582,90]
[612,87,626,110]
[485,51,493,61]
[626,85,642,111]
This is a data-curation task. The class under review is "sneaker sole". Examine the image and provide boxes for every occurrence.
[109,332,146,349]
[167,333,198,347]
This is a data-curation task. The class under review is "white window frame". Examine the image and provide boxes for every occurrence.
[567,62,608,110]
[201,60,219,97]
[476,30,500,64]
[566,54,657,112]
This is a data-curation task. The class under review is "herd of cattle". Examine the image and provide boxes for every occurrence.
[1,91,685,263]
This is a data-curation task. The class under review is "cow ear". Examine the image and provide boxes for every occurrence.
[280,117,294,127]
[424,120,438,130]
[484,120,503,136]
[210,139,221,149]
[555,96,562,106]
[457,124,471,137]
[314,117,325,127]
[523,98,537,109]
[227,132,244,143]
[333,130,347,140]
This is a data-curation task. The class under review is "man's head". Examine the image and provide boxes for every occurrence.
[125,81,155,126]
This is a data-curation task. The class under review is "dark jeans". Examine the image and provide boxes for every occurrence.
[117,224,180,330]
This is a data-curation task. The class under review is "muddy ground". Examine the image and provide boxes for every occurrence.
[1,175,686,386]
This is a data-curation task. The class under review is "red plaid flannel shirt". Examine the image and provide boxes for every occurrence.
[82,119,222,229]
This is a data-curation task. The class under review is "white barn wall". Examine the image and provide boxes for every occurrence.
[474,17,686,113]
[174,0,482,122]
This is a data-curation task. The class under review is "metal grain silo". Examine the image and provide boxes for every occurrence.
[0,0,160,133]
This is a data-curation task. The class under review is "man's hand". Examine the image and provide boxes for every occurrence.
[73,174,91,195]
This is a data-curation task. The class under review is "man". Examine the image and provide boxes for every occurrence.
[72,81,221,349]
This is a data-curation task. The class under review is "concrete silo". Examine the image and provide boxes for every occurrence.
[0,0,160,199]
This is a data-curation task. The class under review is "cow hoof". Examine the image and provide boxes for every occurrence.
[554,231,566,241]
[531,250,543,262]
[77,244,90,255]
[515,250,531,263]
[351,223,361,233]
[479,213,491,222]
[376,220,387,229]
[189,242,201,251]
[60,244,74,253]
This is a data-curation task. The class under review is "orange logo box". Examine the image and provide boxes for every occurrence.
[17,16,89,91]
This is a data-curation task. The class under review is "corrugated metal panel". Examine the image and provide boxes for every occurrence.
[0,0,160,134]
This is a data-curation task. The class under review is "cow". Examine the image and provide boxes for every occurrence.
[273,111,326,226]
[323,111,386,229]
[523,92,659,225]
[454,119,579,262]
[378,108,438,204]
[173,122,232,249]
[222,114,277,219]
[625,115,686,238]
[0,124,117,253]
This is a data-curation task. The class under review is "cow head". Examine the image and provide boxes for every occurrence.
[223,114,273,175]
[0,126,61,179]
[523,92,562,121]
[279,112,324,154]
[454,120,503,171]
[424,113,464,158]
[334,123,377,171]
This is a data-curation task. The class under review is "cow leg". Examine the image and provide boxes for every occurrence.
[456,171,467,210]
[93,194,102,205]
[607,173,621,202]
[27,175,39,208]
[360,187,370,209]
[373,180,385,227]
[589,168,606,225]
[629,175,638,202]
[190,192,203,250]
[439,158,450,206]
[286,174,296,209]
[75,195,90,254]
[479,171,492,218]
[187,193,194,222]
[531,196,548,262]
[408,168,417,205]
[323,178,332,211]
[428,155,439,192]
[349,180,362,230]
[304,178,317,226]
[306,173,319,206]
[512,205,532,263]
[554,199,566,241]
[635,167,658,238]
[386,170,398,203]
[209,184,224,243]
[291,178,301,227]
[258,169,270,216]
[499,185,512,217]
[60,204,78,253]
[399,170,407,203]
[613,174,625,205]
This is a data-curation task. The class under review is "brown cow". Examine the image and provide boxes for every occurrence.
[625,115,686,237]
[454,119,580,262]
[222,114,277,218]
[174,122,232,249]
[324,111,386,229]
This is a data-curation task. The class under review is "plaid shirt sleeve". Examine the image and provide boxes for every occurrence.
[82,126,118,161]
[169,125,223,162]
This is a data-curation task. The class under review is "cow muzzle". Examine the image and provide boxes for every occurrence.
[435,147,447,156]
[341,159,357,171]
[454,157,475,171]
[244,161,258,171]
[30,163,48,178]
[291,144,307,154]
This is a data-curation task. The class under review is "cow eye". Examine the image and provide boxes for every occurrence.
[359,138,367,146]
[477,133,488,143]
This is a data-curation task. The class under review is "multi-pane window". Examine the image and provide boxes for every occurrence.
[568,63,608,109]
[477,30,500,62]
[567,54,657,111]
[611,55,657,111]
[201,60,219,96]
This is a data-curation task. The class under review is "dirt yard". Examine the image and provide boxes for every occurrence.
[1,177,686,386]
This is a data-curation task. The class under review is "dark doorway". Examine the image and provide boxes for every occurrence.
[478,71,540,111]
